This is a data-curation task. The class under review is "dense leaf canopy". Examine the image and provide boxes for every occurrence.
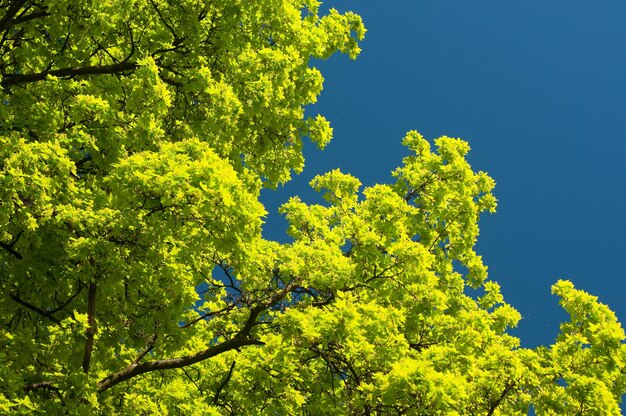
[1,1,625,414]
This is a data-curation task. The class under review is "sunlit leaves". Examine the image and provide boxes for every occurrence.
[0,0,366,412]
[1,0,624,414]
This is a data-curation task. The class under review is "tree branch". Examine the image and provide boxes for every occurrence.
[49,283,85,314]
[148,0,181,44]
[181,303,237,329]
[404,173,436,202]
[23,381,59,393]
[0,0,28,33]
[9,293,61,324]
[97,334,262,392]
[486,381,515,416]
[212,360,236,404]
[408,341,439,352]
[132,333,158,365]
[98,305,267,392]
[1,61,139,87]
[82,281,97,373]
[10,9,50,26]
[98,281,298,392]
[0,240,22,259]
[182,367,204,395]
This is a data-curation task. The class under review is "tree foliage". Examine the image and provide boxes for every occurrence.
[1,1,625,414]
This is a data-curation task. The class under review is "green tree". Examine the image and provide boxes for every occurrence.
[0,1,624,414]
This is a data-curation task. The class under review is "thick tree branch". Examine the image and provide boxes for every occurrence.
[9,293,61,324]
[98,282,298,392]
[10,9,49,26]
[0,0,27,33]
[1,61,139,87]
[0,240,22,259]
[23,381,59,393]
[82,281,97,373]
[97,334,262,392]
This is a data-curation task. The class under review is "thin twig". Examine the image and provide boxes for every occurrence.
[211,361,236,404]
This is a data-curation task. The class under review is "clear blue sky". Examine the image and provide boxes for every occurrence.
[262,0,626,348]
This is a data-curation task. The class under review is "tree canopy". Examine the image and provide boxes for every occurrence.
[1,1,625,414]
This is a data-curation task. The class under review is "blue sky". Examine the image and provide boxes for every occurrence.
[262,0,626,348]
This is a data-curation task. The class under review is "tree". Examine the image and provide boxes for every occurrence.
[0,0,625,414]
